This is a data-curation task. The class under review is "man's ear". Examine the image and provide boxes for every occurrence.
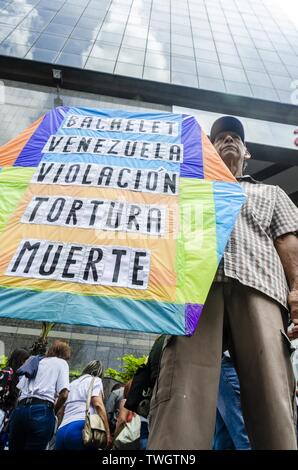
[243,144,251,162]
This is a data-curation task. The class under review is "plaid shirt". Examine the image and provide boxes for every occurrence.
[215,176,298,309]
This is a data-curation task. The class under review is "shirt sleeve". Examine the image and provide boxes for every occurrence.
[91,377,103,398]
[105,390,116,414]
[56,359,70,394]
[269,186,298,240]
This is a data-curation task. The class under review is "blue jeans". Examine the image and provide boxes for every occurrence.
[55,420,96,451]
[55,420,86,450]
[213,356,251,450]
[55,420,98,452]
[9,404,55,450]
[139,420,149,450]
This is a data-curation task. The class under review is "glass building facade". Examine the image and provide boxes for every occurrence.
[0,0,297,103]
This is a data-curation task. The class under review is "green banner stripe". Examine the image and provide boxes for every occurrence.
[176,178,217,304]
[0,167,34,233]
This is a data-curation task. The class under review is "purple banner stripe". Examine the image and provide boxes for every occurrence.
[180,114,204,179]
[185,303,204,335]
[14,106,70,167]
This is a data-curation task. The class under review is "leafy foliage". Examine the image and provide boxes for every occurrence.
[30,322,56,355]
[0,355,8,369]
[69,369,82,381]
[104,354,148,383]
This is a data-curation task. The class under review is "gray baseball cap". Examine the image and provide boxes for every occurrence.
[210,116,245,143]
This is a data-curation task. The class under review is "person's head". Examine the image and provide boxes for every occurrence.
[46,340,71,361]
[7,348,29,371]
[210,116,251,177]
[111,382,124,392]
[81,360,104,378]
[30,339,48,356]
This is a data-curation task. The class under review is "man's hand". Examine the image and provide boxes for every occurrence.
[287,290,298,340]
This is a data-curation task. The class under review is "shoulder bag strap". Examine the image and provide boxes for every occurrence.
[85,375,96,418]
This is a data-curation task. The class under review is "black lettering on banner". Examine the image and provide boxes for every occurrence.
[11,241,40,274]
[66,115,78,128]
[83,248,103,282]
[53,164,65,183]
[63,136,76,153]
[98,167,113,186]
[93,139,106,153]
[154,143,161,159]
[36,163,54,182]
[169,144,181,162]
[89,200,104,226]
[7,240,151,289]
[132,251,147,286]
[39,244,63,276]
[117,168,131,188]
[124,141,137,157]
[77,137,92,152]
[48,136,63,152]
[65,164,80,183]
[95,118,103,129]
[110,119,122,131]
[29,197,49,222]
[63,116,178,136]
[47,198,66,222]
[107,140,121,155]
[139,120,146,133]
[81,117,92,129]
[140,142,150,158]
[65,199,83,225]
[125,120,134,132]
[152,121,160,133]
[146,171,158,191]
[134,170,142,190]
[163,172,177,194]
[62,246,83,278]
[147,208,162,234]
[82,164,93,185]
[127,205,141,231]
[106,202,125,229]
[111,249,127,283]
[166,122,174,135]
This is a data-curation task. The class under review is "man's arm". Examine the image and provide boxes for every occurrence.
[54,388,69,415]
[274,233,298,339]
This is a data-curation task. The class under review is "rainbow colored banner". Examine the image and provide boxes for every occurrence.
[0,107,245,335]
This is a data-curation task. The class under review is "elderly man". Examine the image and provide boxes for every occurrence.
[148,116,298,450]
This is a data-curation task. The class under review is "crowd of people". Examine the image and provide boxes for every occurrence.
[0,340,141,450]
[0,115,298,450]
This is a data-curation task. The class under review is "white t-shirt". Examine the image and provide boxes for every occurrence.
[18,357,70,403]
[59,374,103,428]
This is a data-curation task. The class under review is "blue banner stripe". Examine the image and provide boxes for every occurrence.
[0,287,186,335]
[213,181,246,262]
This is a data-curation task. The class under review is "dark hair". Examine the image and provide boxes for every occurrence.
[30,339,48,356]
[46,340,71,360]
[111,382,124,392]
[123,379,132,399]
[7,348,30,371]
[81,360,104,378]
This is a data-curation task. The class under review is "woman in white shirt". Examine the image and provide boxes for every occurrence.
[55,360,111,450]
[8,340,70,450]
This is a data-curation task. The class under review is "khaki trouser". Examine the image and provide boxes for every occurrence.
[148,281,297,450]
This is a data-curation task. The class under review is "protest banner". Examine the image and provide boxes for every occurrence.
[0,107,245,334]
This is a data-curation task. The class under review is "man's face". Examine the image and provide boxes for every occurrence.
[213,131,245,164]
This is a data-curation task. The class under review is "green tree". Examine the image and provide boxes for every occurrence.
[0,355,8,369]
[105,354,148,383]
[30,321,55,354]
